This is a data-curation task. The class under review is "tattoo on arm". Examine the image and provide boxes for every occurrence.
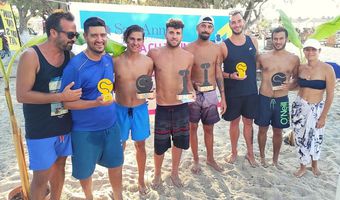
[216,78,224,93]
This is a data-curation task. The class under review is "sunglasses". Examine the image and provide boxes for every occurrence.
[58,30,80,39]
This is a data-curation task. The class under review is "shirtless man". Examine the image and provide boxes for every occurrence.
[184,15,226,173]
[255,27,299,168]
[114,25,153,195]
[147,19,194,188]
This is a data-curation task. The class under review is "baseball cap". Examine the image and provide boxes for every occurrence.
[197,15,214,26]
[303,38,321,49]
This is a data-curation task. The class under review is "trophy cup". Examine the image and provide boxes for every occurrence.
[97,78,114,102]
[236,62,247,78]
[271,72,287,90]
[197,63,214,92]
[176,69,194,103]
[136,75,155,99]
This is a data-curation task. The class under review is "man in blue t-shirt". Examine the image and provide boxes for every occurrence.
[60,17,123,200]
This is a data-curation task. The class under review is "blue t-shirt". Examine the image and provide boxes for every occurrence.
[60,52,116,131]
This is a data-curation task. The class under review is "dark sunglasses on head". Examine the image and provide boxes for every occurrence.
[58,30,80,39]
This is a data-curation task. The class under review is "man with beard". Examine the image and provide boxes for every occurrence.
[114,25,153,195]
[220,11,259,167]
[147,18,195,188]
[255,27,299,169]
[184,15,226,173]
[60,17,123,199]
[16,11,81,199]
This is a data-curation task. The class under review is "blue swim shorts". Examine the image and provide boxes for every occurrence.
[255,94,290,129]
[115,102,150,142]
[71,122,124,180]
[26,134,72,171]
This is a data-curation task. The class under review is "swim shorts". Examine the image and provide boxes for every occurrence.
[222,93,258,121]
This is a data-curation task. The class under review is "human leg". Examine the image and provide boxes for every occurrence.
[171,146,183,187]
[152,153,164,189]
[272,127,283,169]
[258,126,269,167]
[243,116,258,167]
[108,166,123,200]
[79,177,93,200]
[49,156,67,200]
[227,117,241,163]
[134,141,148,194]
[203,124,222,172]
[189,122,201,174]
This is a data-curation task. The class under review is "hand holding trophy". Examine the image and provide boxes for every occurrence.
[197,63,214,92]
[176,69,195,103]
[136,75,155,99]
[97,78,114,102]
[271,72,287,90]
[236,62,247,78]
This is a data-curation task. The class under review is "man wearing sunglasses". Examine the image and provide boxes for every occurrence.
[16,11,81,200]
[60,17,123,200]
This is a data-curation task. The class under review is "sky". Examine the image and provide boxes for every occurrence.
[262,0,340,19]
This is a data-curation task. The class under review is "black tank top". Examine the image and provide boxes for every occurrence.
[23,46,72,139]
[223,36,258,97]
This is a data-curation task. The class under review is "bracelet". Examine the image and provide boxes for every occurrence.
[228,73,231,79]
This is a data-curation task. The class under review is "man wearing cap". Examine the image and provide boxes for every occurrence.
[60,17,123,199]
[184,15,226,173]
[220,10,259,167]
[255,27,299,169]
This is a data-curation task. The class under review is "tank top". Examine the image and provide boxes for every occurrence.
[23,46,72,139]
[223,36,258,97]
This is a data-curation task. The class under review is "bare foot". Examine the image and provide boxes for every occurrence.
[273,161,283,170]
[260,157,269,168]
[206,159,223,172]
[151,175,162,190]
[170,174,183,188]
[312,167,321,177]
[294,168,306,178]
[225,153,237,164]
[245,155,258,168]
[191,161,202,174]
[138,183,150,195]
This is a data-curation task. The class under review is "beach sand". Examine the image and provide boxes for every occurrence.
[1,44,340,200]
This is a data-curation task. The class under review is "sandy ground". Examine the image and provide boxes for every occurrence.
[0,44,340,200]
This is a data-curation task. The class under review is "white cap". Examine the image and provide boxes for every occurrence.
[303,38,321,49]
[197,15,214,26]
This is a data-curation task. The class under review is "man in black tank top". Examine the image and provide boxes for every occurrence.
[220,11,259,167]
[16,11,81,200]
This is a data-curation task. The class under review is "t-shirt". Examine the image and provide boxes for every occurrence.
[60,52,116,131]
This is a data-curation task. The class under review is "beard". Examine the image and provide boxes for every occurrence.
[273,42,286,51]
[88,44,105,54]
[56,38,74,51]
[198,33,210,41]
[167,40,181,48]
[231,28,243,35]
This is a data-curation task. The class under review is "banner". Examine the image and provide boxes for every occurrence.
[70,2,232,53]
[0,3,20,51]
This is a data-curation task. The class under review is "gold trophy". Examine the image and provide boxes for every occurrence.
[197,63,214,92]
[236,62,247,78]
[97,78,114,102]
[176,69,194,103]
[136,75,155,99]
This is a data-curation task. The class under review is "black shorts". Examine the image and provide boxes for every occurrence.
[222,94,258,121]
[154,103,190,155]
[254,94,290,129]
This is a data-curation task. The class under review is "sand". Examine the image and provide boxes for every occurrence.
[0,44,340,200]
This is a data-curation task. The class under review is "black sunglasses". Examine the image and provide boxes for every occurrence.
[58,30,80,39]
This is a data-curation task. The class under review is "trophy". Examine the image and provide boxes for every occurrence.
[197,63,214,92]
[271,72,287,90]
[176,69,194,103]
[236,62,247,78]
[97,78,114,102]
[136,75,155,99]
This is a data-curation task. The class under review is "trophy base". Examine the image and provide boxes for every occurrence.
[272,85,284,91]
[137,91,155,99]
[176,93,195,103]
[102,93,113,102]
[197,85,214,92]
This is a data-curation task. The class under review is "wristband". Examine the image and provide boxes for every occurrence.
[229,73,231,79]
